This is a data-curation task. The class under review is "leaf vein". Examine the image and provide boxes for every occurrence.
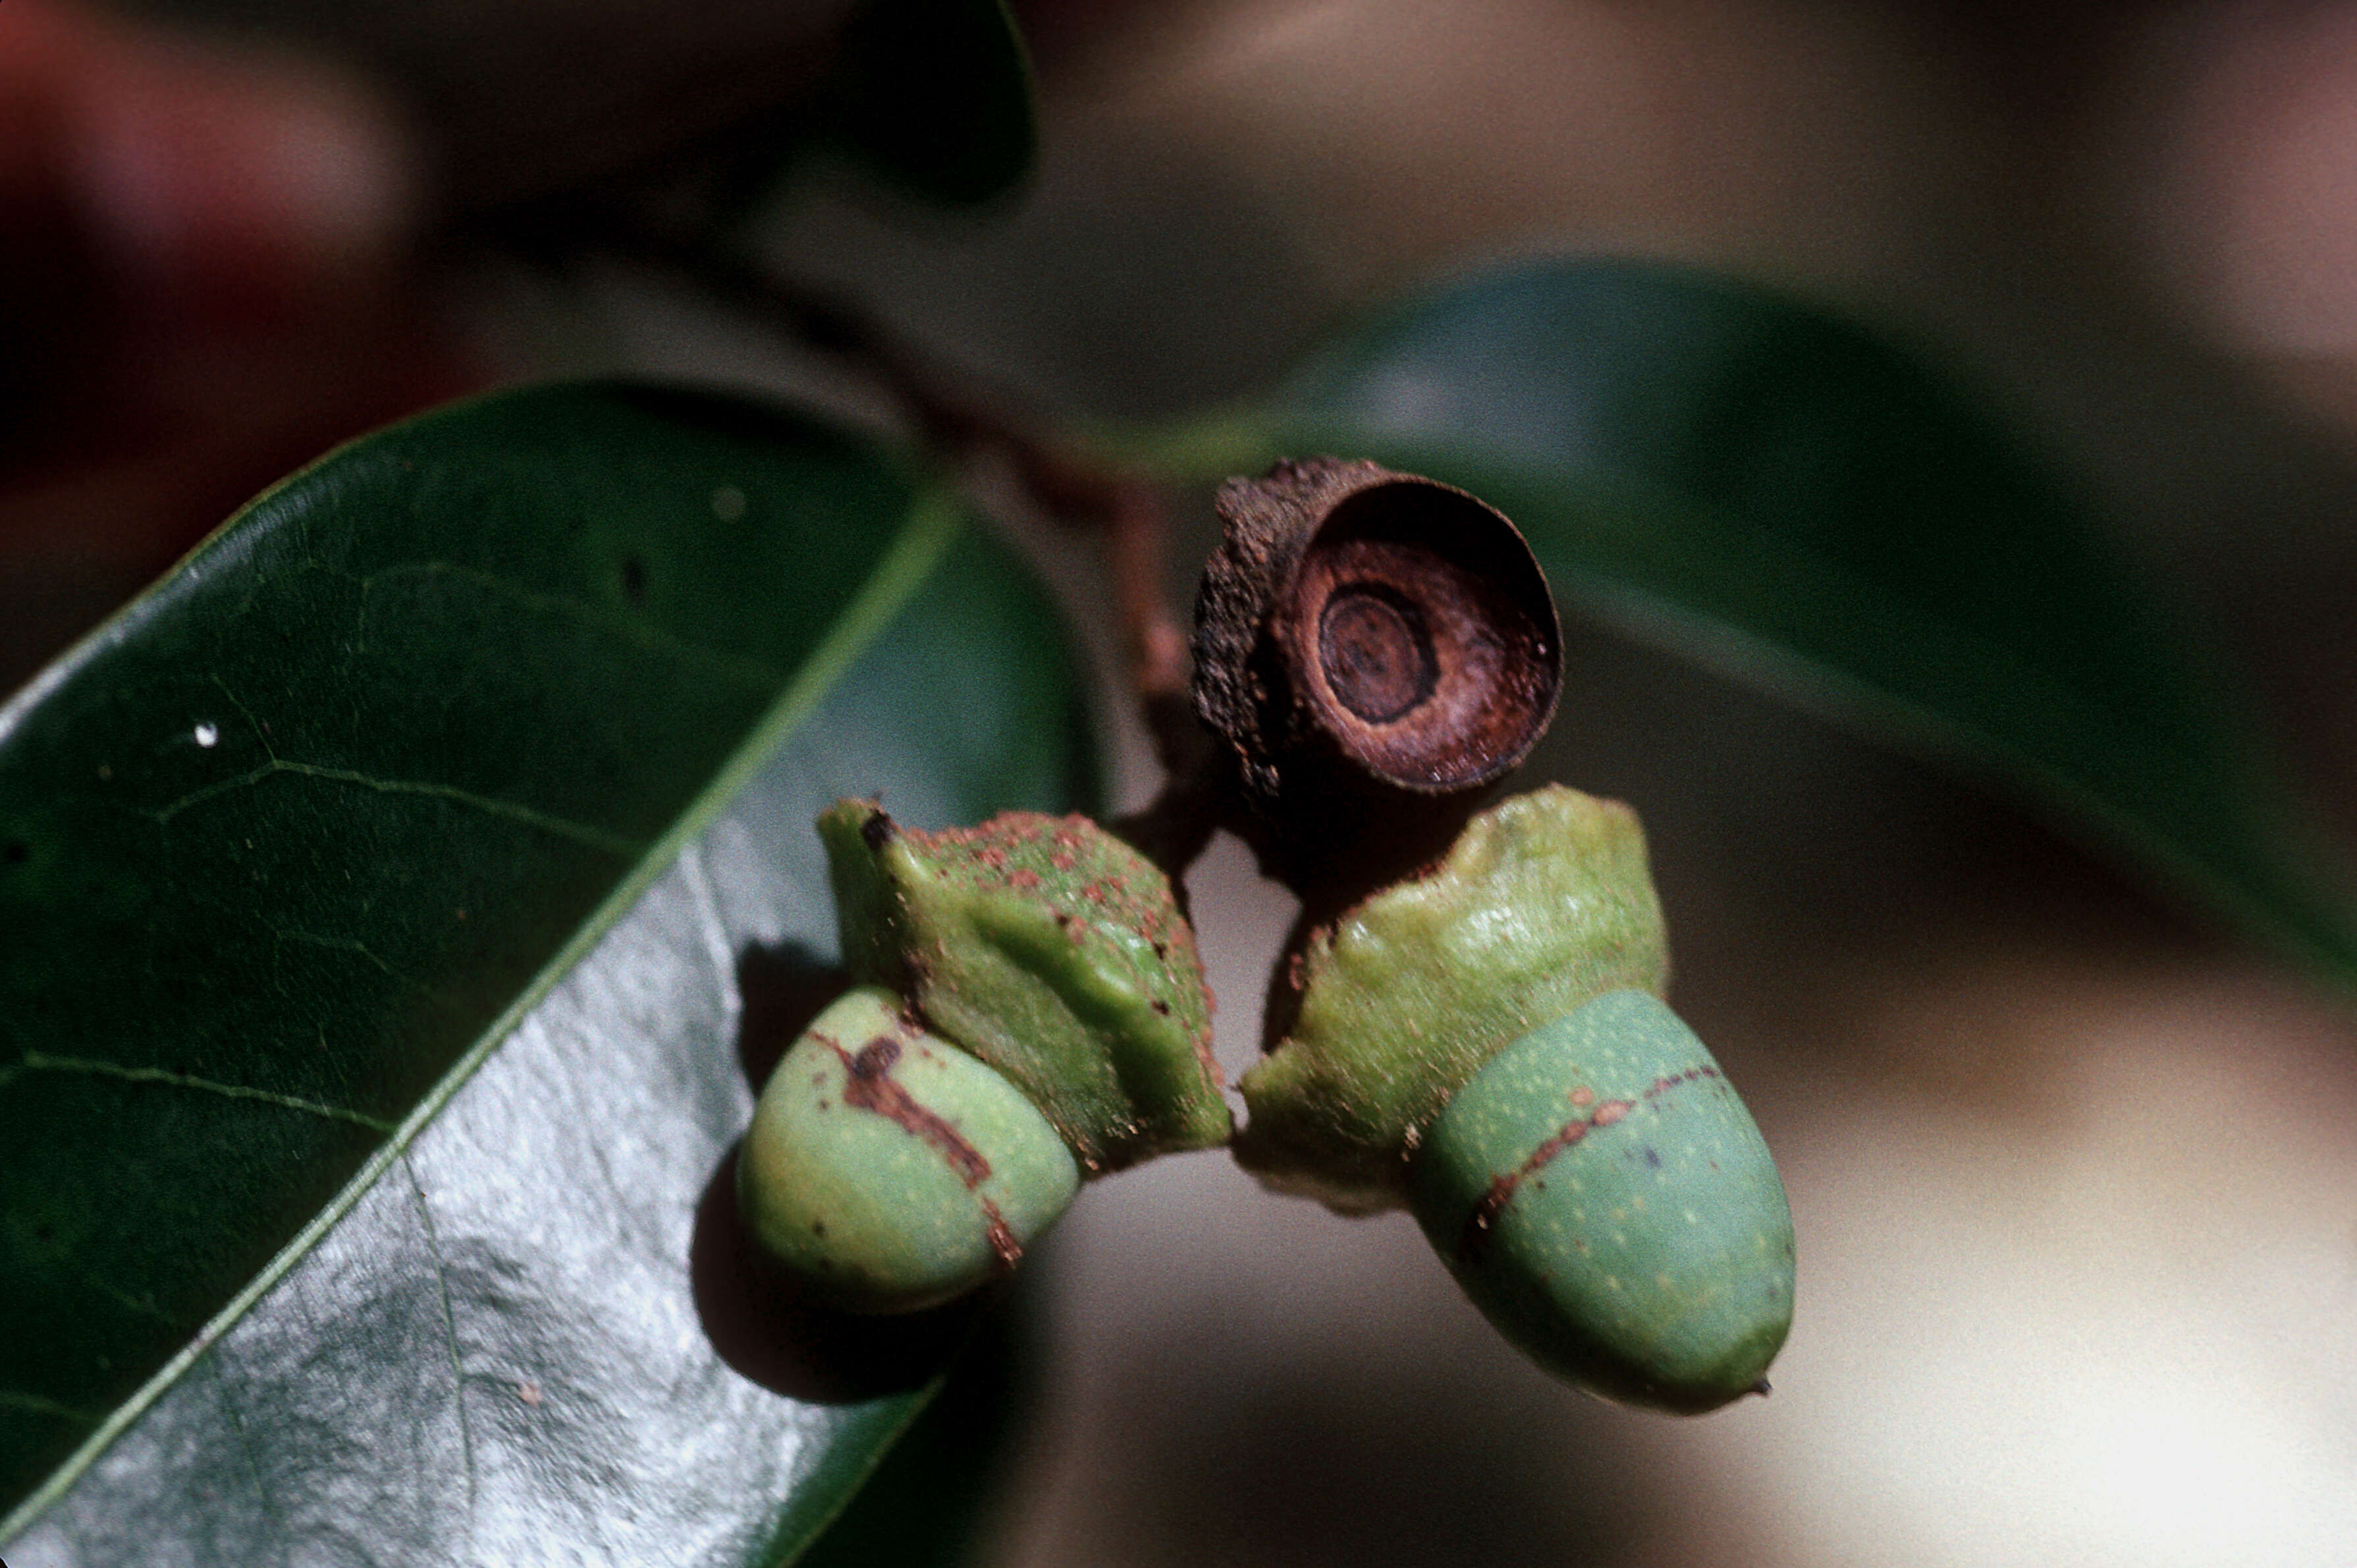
[13,1052,396,1133]
[209,1355,284,1534]
[268,928,433,995]
[0,1392,101,1427]
[360,560,784,691]
[676,842,739,1020]
[146,761,647,857]
[404,1155,479,1526]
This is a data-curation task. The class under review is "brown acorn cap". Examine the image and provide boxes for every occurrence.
[1193,458,1561,896]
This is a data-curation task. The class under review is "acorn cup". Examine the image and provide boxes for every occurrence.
[1235,786,1796,1414]
[738,803,1230,1312]
[1192,458,1563,897]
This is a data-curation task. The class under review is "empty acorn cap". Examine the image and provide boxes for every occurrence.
[1193,459,1561,871]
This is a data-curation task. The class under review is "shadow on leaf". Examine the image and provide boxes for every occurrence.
[734,940,850,1090]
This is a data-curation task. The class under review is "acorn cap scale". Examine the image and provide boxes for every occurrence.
[1193,458,1561,890]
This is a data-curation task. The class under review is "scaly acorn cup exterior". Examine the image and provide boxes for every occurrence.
[1237,784,1794,1411]
[818,801,1231,1174]
[740,804,1230,1312]
[1236,784,1667,1212]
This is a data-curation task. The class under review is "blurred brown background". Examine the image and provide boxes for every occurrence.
[9,1,2357,1562]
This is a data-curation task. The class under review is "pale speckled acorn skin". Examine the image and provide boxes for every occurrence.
[1409,990,1794,1413]
[740,986,1081,1314]
[820,801,1230,1174]
[1236,784,1667,1212]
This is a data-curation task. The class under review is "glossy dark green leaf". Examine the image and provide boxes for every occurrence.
[0,382,1098,1561]
[1156,257,2357,980]
[821,0,1035,205]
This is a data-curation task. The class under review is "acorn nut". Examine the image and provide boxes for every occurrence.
[740,801,1230,1311]
[1236,785,1794,1412]
[1412,990,1793,1412]
[740,987,1079,1313]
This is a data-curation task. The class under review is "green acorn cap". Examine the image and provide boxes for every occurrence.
[740,986,1081,1313]
[1236,784,1667,1212]
[820,801,1231,1173]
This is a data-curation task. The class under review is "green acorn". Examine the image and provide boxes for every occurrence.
[739,986,1081,1312]
[740,802,1230,1311]
[1236,785,1794,1412]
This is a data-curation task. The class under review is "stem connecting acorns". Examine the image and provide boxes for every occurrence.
[738,458,1793,1413]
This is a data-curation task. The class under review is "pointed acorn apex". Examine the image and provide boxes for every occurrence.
[1411,990,1793,1413]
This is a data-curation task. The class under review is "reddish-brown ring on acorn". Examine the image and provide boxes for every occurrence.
[1191,458,1561,893]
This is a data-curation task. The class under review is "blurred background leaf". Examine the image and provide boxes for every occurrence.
[0,382,1097,1562]
[99,0,1032,215]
